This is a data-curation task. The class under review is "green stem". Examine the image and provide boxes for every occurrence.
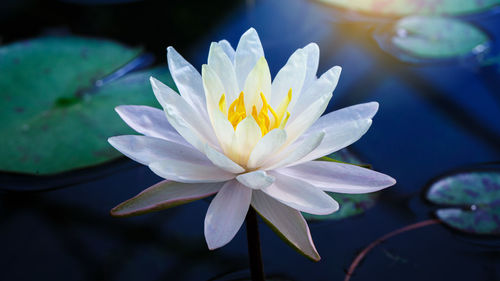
[246,207,265,281]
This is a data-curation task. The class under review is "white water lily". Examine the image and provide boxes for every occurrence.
[108,28,395,261]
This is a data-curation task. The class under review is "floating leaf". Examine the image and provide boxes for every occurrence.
[317,0,500,17]
[384,16,490,60]
[0,37,173,175]
[304,149,379,221]
[427,171,500,235]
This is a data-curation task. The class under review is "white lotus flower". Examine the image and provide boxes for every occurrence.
[108,28,395,261]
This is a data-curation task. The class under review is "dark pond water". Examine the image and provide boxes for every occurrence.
[1,0,500,280]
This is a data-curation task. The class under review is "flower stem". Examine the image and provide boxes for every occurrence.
[246,207,265,281]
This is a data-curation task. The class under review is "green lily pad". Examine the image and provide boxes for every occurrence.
[427,171,500,235]
[304,149,379,221]
[389,16,490,60]
[318,0,500,17]
[0,37,173,175]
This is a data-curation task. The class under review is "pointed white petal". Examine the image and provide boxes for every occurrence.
[289,66,341,118]
[111,180,223,217]
[108,135,204,166]
[149,160,235,183]
[218,39,235,62]
[284,91,331,145]
[150,77,218,151]
[229,117,262,165]
[236,170,275,190]
[264,130,324,170]
[293,102,378,164]
[201,64,225,117]
[205,144,245,173]
[278,161,396,194]
[243,57,272,113]
[208,42,239,101]
[234,28,265,89]
[205,180,252,249]
[251,191,320,261]
[211,109,235,152]
[115,105,188,146]
[247,129,287,169]
[301,43,320,92]
[270,48,307,108]
[261,172,339,215]
[166,46,208,118]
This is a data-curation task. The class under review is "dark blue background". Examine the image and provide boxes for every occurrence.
[1,0,500,280]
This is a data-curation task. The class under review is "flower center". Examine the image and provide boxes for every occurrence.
[218,90,292,135]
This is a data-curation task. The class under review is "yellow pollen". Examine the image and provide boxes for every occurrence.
[219,89,292,135]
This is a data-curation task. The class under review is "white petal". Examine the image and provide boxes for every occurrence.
[293,102,378,164]
[201,64,225,117]
[149,160,235,183]
[115,105,188,146]
[208,42,239,101]
[150,77,218,151]
[229,117,262,165]
[261,172,339,215]
[247,129,287,169]
[205,144,245,174]
[111,180,223,217]
[251,190,320,261]
[236,170,275,190]
[167,46,208,118]
[108,135,205,166]
[243,57,272,113]
[234,28,265,89]
[264,130,325,170]
[270,48,307,109]
[289,66,341,118]
[301,43,320,93]
[218,39,235,62]
[205,180,252,249]
[277,161,396,194]
[284,91,331,145]
[211,109,235,152]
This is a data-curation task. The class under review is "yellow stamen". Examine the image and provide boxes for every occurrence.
[217,89,292,135]
[218,93,227,115]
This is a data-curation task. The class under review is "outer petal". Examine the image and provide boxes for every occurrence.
[110,180,223,217]
[300,43,320,93]
[205,144,245,173]
[270,48,307,109]
[263,130,325,170]
[234,28,265,89]
[277,161,396,194]
[293,102,378,164]
[205,180,252,249]
[218,39,235,62]
[151,77,218,151]
[229,117,262,165]
[108,135,205,166]
[251,190,320,261]
[247,129,287,169]
[208,42,239,101]
[261,172,339,215]
[149,160,235,183]
[243,57,272,113]
[284,90,331,145]
[115,105,188,146]
[167,46,208,119]
[236,170,275,190]
[289,66,341,119]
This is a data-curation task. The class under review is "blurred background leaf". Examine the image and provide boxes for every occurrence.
[427,171,500,235]
[0,37,174,174]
